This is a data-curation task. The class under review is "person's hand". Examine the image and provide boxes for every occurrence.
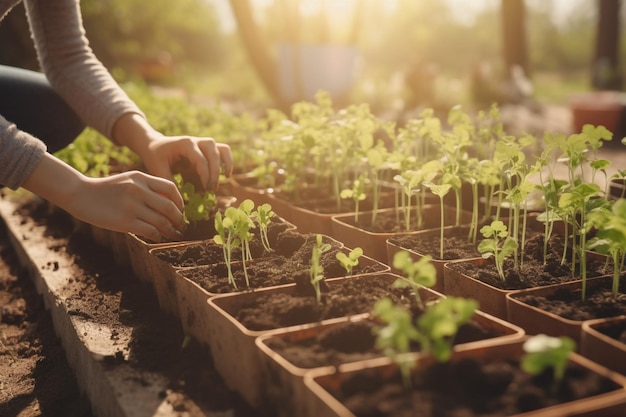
[23,154,186,242]
[141,134,233,192]
[67,171,186,242]
[113,114,233,192]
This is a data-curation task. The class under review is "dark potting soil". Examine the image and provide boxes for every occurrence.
[333,355,619,417]
[178,232,387,294]
[337,206,460,234]
[231,274,434,331]
[152,220,294,267]
[445,233,611,290]
[388,224,483,261]
[595,320,626,345]
[263,314,507,369]
[4,195,267,417]
[511,277,626,322]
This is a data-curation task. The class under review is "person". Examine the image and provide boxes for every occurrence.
[0,0,233,243]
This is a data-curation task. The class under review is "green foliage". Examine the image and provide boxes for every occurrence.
[80,0,224,78]
[173,174,217,224]
[416,296,478,362]
[310,234,331,304]
[478,220,518,282]
[213,199,256,289]
[372,295,478,389]
[54,128,140,177]
[588,199,626,297]
[521,334,576,395]
[392,251,436,309]
[250,203,275,253]
[335,247,363,276]
[372,297,420,388]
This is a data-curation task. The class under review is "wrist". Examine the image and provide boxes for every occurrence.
[112,113,160,158]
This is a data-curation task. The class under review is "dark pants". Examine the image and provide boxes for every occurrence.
[0,65,85,153]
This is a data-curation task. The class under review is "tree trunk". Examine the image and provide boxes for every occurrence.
[501,0,529,78]
[592,0,622,90]
[228,0,288,110]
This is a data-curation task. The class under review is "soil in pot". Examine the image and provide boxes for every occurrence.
[179,234,387,294]
[445,233,610,290]
[263,313,516,369]
[511,277,626,322]
[231,273,438,331]
[325,351,622,417]
[152,220,294,267]
[336,205,459,234]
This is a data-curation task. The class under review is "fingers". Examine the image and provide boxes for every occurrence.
[177,137,233,191]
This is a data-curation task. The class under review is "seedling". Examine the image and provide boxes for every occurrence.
[335,247,363,276]
[477,220,518,282]
[416,296,478,362]
[372,297,420,389]
[174,173,217,224]
[250,203,275,253]
[521,334,576,395]
[372,295,478,389]
[422,181,452,259]
[340,174,367,223]
[392,250,436,309]
[588,198,626,298]
[213,199,256,289]
[310,234,331,304]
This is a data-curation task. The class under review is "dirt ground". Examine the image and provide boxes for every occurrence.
[0,220,94,417]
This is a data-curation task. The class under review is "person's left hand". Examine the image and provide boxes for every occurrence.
[142,133,233,191]
[113,113,233,192]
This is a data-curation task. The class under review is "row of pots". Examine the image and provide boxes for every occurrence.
[79,177,626,416]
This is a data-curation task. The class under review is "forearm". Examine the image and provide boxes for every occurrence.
[21,153,84,211]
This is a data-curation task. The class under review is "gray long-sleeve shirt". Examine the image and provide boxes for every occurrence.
[0,0,144,189]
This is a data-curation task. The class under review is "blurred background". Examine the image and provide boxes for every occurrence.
[0,0,623,133]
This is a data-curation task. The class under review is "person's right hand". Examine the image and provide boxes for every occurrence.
[67,170,186,242]
[23,154,186,242]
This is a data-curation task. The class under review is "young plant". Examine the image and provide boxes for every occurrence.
[335,247,364,276]
[372,297,420,389]
[416,296,478,362]
[587,198,626,298]
[392,250,437,309]
[477,220,518,282]
[250,203,275,253]
[174,173,217,224]
[340,174,367,224]
[310,234,331,304]
[422,181,452,259]
[213,199,256,289]
[521,334,576,395]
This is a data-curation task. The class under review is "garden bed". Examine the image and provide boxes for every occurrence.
[0,192,269,417]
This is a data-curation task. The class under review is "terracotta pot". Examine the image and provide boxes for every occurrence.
[205,272,442,408]
[609,178,626,200]
[303,337,626,417]
[443,257,512,318]
[506,276,625,343]
[228,172,276,207]
[90,225,130,266]
[273,184,398,236]
[443,246,611,320]
[581,315,626,376]
[331,205,472,263]
[570,91,625,134]
[386,224,483,294]
[256,310,524,417]
[173,244,389,349]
